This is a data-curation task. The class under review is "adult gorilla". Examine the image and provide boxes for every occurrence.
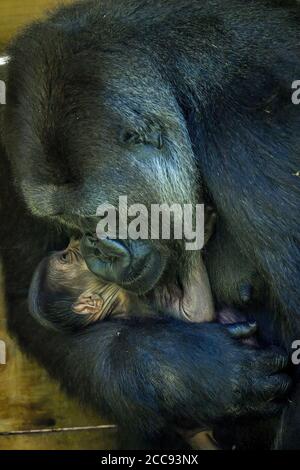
[0,0,299,449]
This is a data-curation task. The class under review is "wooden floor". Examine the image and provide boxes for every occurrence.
[0,265,118,450]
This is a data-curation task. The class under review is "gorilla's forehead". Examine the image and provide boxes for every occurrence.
[7,33,179,137]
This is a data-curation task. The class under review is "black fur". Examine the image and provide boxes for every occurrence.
[0,0,299,449]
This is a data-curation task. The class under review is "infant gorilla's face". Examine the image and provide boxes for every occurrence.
[29,239,135,331]
[49,239,113,321]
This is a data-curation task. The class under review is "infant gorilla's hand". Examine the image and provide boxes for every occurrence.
[80,236,166,294]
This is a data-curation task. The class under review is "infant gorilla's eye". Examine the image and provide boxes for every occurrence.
[60,252,71,263]
[60,247,82,264]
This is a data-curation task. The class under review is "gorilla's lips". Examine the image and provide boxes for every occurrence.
[80,236,168,295]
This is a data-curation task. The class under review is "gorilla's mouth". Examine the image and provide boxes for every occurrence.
[80,236,168,295]
[51,214,177,296]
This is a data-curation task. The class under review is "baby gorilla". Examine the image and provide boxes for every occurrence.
[28,232,259,450]
[29,239,215,332]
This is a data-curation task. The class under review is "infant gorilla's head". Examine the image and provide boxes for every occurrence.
[29,238,216,333]
[29,239,149,332]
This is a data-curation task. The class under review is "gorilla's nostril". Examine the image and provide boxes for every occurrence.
[86,235,97,246]
[97,238,129,258]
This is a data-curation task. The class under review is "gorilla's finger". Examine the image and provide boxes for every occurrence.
[225,322,257,339]
[258,349,289,372]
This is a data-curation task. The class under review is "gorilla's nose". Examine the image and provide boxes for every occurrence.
[81,236,167,294]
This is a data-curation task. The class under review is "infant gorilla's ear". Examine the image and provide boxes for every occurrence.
[72,293,105,321]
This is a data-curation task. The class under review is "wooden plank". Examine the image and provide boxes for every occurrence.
[0,428,118,450]
[0,265,118,449]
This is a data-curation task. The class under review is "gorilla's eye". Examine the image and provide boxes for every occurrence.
[120,129,163,149]
[120,130,143,145]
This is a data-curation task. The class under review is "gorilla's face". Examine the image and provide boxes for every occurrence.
[4,27,200,292]
[4,41,198,226]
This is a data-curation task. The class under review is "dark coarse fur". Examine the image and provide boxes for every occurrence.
[0,0,299,449]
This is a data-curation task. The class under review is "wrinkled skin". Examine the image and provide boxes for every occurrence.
[0,0,299,449]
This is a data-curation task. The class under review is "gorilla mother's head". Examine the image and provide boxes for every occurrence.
[3,2,207,294]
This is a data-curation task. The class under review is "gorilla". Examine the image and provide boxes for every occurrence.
[0,0,299,449]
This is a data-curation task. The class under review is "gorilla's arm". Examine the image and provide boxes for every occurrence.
[6,295,290,438]
[201,115,300,326]
[171,0,300,327]
[188,73,300,329]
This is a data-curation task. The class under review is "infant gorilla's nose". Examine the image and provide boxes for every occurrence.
[80,236,167,294]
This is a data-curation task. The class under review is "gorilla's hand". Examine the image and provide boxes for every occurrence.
[80,235,167,294]
[145,320,291,427]
[216,322,291,416]
[80,317,291,435]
